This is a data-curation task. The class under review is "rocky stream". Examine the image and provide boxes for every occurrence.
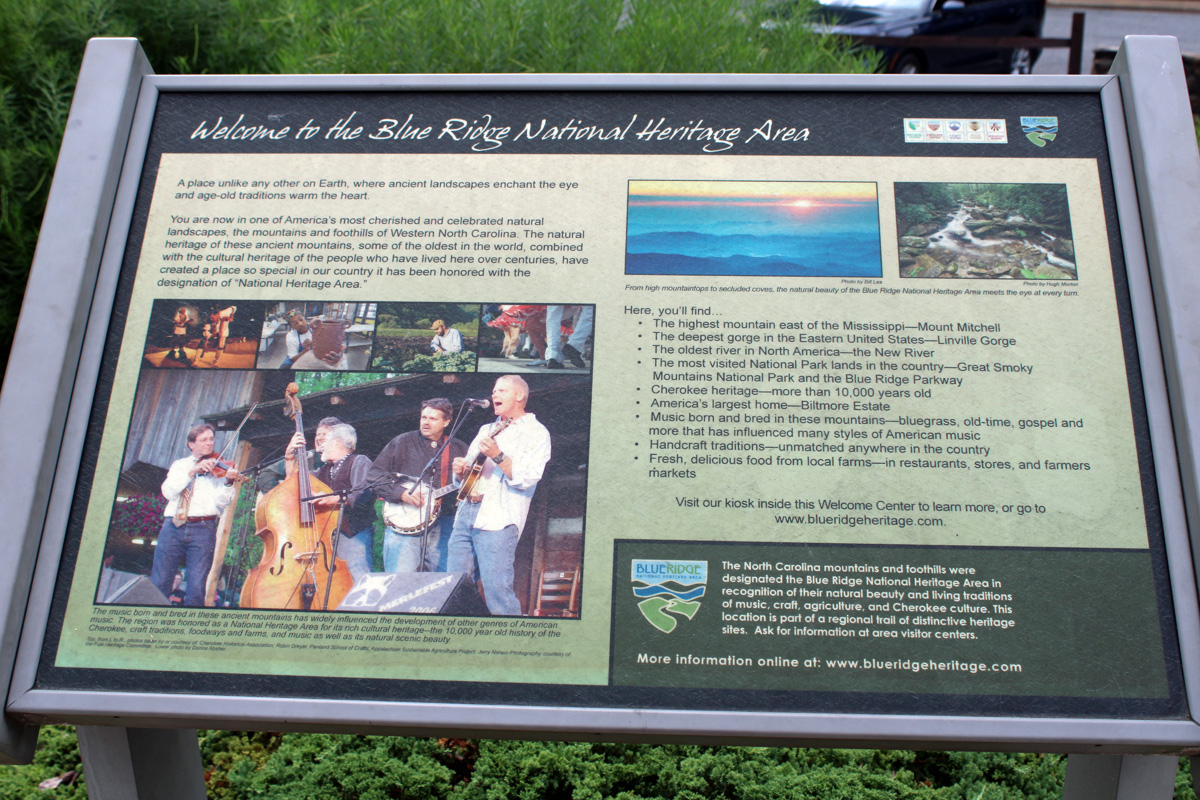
[898,202,1077,280]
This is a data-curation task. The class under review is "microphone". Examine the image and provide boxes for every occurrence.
[466,398,491,408]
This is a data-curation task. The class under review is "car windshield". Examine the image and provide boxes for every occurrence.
[818,0,927,11]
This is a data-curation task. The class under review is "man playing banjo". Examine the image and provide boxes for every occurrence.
[367,398,468,573]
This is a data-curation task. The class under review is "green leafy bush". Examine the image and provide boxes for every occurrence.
[9,726,1200,800]
[209,733,455,799]
[401,352,478,373]
[0,725,87,799]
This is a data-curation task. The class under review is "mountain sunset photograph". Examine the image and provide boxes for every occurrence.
[624,180,882,278]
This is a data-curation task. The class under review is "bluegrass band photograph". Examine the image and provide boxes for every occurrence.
[96,368,589,618]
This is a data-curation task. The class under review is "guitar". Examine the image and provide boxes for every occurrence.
[457,418,513,502]
[381,481,460,533]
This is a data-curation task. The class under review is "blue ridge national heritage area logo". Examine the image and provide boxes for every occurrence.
[1021,116,1058,147]
[632,560,707,633]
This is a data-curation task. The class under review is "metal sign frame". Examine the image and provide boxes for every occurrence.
[4,36,1200,766]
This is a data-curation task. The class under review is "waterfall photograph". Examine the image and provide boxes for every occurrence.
[894,182,1076,280]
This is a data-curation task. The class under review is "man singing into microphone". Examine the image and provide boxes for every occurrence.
[448,375,551,615]
[368,398,467,573]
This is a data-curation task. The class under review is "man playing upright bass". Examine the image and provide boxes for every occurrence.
[449,376,551,615]
[285,422,375,582]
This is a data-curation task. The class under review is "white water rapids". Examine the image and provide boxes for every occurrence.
[925,204,1076,274]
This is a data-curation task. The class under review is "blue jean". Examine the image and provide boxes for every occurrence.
[383,515,452,573]
[447,500,522,615]
[337,527,374,583]
[545,305,565,361]
[545,305,593,362]
[150,517,217,607]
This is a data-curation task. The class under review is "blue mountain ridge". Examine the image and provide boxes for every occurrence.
[626,251,879,278]
[626,229,879,258]
[633,584,707,601]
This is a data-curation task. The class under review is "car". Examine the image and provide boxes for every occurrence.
[774,0,1046,74]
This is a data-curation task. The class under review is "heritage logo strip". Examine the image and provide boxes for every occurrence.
[904,119,1007,144]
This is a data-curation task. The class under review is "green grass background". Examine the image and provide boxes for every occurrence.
[2,0,1198,795]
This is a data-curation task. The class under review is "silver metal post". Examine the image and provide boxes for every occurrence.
[1064,754,1178,799]
[77,727,206,800]
[0,37,152,764]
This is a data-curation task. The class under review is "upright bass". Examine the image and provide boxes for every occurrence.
[239,383,354,610]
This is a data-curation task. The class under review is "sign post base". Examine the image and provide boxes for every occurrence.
[77,726,205,800]
[1064,753,1179,799]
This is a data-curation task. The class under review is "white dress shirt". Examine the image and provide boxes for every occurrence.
[460,414,551,536]
[161,455,237,518]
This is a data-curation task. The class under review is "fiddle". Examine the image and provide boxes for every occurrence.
[194,455,248,482]
[195,404,256,484]
[203,458,249,483]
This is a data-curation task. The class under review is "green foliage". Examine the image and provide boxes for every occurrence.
[208,732,455,799]
[0,725,87,799]
[946,183,1067,226]
[1176,754,1198,800]
[294,370,395,394]
[197,0,876,77]
[402,352,478,372]
[223,478,262,574]
[449,742,1068,800]
[372,335,477,372]
[9,727,1199,800]
[0,2,99,374]
[377,303,480,335]
[894,200,938,229]
[895,182,1069,233]
[201,730,286,799]
[907,750,1066,799]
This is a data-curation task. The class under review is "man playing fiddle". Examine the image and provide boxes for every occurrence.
[150,424,240,607]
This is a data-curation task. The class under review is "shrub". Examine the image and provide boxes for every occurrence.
[0,725,87,799]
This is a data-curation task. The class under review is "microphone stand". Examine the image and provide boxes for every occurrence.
[302,474,393,609]
[228,455,280,608]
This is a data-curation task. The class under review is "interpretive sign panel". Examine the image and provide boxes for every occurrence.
[10,61,1200,748]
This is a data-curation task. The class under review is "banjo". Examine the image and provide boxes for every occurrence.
[383,417,514,533]
[381,481,460,533]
